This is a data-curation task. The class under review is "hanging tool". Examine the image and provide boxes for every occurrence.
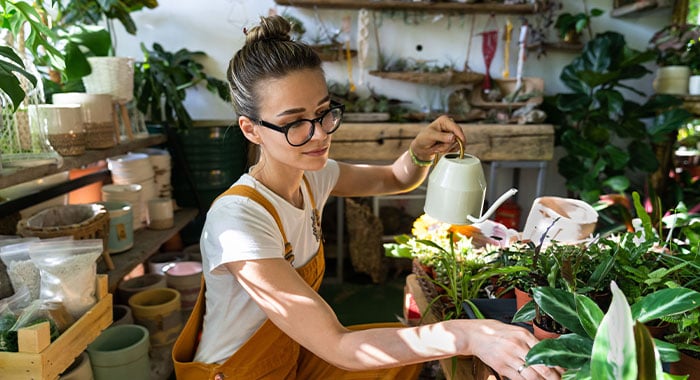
[502,18,513,79]
[357,9,370,86]
[515,21,529,93]
[341,15,355,92]
[479,14,498,93]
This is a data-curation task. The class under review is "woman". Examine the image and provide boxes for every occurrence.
[173,15,560,380]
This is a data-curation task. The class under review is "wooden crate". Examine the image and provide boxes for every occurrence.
[0,275,113,380]
[404,274,499,380]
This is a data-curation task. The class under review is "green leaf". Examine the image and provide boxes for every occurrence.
[602,175,630,193]
[512,300,536,323]
[0,46,37,110]
[532,287,587,336]
[654,338,680,363]
[62,42,91,81]
[575,294,604,339]
[591,281,637,379]
[557,93,592,111]
[526,334,593,369]
[628,141,659,172]
[594,89,624,116]
[630,288,700,323]
[602,141,629,170]
[633,321,662,380]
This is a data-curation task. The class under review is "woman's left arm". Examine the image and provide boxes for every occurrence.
[332,115,466,197]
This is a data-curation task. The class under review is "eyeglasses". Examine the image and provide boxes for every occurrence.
[254,101,345,147]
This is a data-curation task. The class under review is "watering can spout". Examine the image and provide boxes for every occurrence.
[466,188,518,224]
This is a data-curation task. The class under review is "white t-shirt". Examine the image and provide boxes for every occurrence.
[194,160,340,364]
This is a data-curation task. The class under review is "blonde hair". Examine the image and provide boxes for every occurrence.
[227,15,322,119]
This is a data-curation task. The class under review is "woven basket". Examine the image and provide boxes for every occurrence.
[412,259,449,319]
[17,203,110,255]
[83,57,135,102]
[369,69,484,87]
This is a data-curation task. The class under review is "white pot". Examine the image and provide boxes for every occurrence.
[653,65,690,95]
[689,75,700,95]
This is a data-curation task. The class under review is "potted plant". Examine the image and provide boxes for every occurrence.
[521,281,700,378]
[553,7,604,44]
[649,23,700,95]
[132,42,229,132]
[384,214,527,321]
[543,31,692,220]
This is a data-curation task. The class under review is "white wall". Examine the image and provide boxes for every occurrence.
[113,0,673,222]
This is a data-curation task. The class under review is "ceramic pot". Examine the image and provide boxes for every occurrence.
[52,93,117,149]
[112,304,134,326]
[128,288,182,347]
[59,351,94,380]
[117,273,167,304]
[165,261,202,311]
[147,251,187,275]
[87,324,150,380]
[98,201,133,254]
[689,75,700,95]
[653,65,690,95]
[29,104,86,156]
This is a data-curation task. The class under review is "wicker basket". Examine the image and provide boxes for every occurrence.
[83,57,135,102]
[17,204,114,269]
[369,69,484,87]
[412,259,449,319]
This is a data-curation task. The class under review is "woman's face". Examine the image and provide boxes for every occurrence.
[253,68,333,172]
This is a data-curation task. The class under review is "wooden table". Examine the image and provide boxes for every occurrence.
[331,123,554,162]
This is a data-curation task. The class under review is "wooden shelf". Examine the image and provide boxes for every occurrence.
[274,0,536,14]
[101,207,199,293]
[528,40,584,53]
[611,0,671,18]
[0,134,166,189]
[0,207,198,298]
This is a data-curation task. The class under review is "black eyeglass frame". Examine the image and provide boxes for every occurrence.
[252,100,345,147]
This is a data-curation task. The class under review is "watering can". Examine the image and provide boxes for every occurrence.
[423,138,518,225]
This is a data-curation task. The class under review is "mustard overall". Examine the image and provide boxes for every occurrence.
[172,182,422,379]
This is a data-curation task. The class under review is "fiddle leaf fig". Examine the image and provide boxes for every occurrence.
[548,30,690,213]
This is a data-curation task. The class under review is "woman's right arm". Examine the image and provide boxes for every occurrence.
[225,258,561,379]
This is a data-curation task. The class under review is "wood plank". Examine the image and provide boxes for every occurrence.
[611,0,669,17]
[103,207,199,292]
[331,123,554,162]
[274,0,536,14]
[0,134,166,189]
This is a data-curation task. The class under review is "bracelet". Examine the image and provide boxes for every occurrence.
[409,146,433,167]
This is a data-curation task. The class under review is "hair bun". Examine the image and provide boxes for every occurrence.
[245,15,291,44]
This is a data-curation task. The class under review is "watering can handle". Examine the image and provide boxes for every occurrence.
[432,135,465,165]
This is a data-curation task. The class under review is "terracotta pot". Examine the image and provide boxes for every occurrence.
[532,320,562,340]
[644,320,670,339]
[669,350,700,380]
[514,287,533,310]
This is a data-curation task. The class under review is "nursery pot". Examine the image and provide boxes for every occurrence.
[670,349,700,380]
[87,324,150,380]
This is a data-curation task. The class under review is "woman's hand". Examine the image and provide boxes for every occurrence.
[458,319,562,380]
[410,115,467,162]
